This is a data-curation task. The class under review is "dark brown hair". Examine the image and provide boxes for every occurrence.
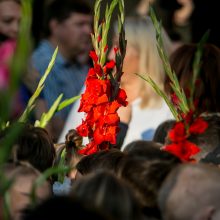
[166,43,220,113]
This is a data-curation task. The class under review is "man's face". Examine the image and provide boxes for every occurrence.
[55,13,92,56]
[0,0,21,39]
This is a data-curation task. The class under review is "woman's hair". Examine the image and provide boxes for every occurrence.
[122,16,173,108]
[166,43,220,113]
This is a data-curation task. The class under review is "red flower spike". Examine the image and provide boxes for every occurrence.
[77,15,127,156]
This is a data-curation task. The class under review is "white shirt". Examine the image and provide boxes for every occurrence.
[121,98,173,150]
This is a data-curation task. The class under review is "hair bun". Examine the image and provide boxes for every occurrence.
[65,129,83,149]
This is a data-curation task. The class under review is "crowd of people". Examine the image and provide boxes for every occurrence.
[0,0,220,220]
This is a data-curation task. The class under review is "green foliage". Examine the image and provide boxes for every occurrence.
[149,7,189,118]
[189,31,209,108]
[91,0,121,67]
[34,93,63,128]
[19,47,58,123]
[136,73,179,120]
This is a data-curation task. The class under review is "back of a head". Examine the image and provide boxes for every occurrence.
[167,43,220,113]
[76,149,125,176]
[1,163,51,220]
[71,171,143,220]
[23,195,109,220]
[124,140,181,164]
[201,145,220,166]
[118,156,180,210]
[189,115,220,161]
[16,125,55,172]
[153,119,176,144]
[158,163,220,220]
[44,0,91,37]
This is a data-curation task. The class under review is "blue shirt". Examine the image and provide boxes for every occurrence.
[32,40,89,120]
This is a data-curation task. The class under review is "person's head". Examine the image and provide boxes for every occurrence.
[14,124,56,172]
[118,156,180,211]
[71,171,143,220]
[1,162,51,220]
[166,43,220,113]
[124,140,181,163]
[201,145,220,167]
[158,163,220,220]
[188,115,220,161]
[0,0,21,40]
[164,115,220,162]
[23,195,109,220]
[109,16,173,107]
[153,119,176,144]
[76,148,125,177]
[44,0,92,59]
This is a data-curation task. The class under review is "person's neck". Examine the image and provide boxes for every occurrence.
[48,37,77,63]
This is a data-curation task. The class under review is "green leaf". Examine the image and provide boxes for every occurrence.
[57,95,80,112]
[57,148,67,183]
[189,30,209,108]
[19,47,58,123]
[136,73,179,120]
[149,7,189,116]
[100,0,119,66]
[35,93,63,128]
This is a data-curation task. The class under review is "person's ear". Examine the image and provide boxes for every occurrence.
[195,206,215,220]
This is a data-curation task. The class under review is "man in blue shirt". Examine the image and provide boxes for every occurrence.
[29,0,92,140]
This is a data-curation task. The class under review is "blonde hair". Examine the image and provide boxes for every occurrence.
[123,16,172,108]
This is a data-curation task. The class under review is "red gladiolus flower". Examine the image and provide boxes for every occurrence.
[105,60,115,70]
[78,142,98,155]
[76,120,91,136]
[163,140,200,162]
[116,88,128,106]
[189,117,208,134]
[169,122,186,142]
